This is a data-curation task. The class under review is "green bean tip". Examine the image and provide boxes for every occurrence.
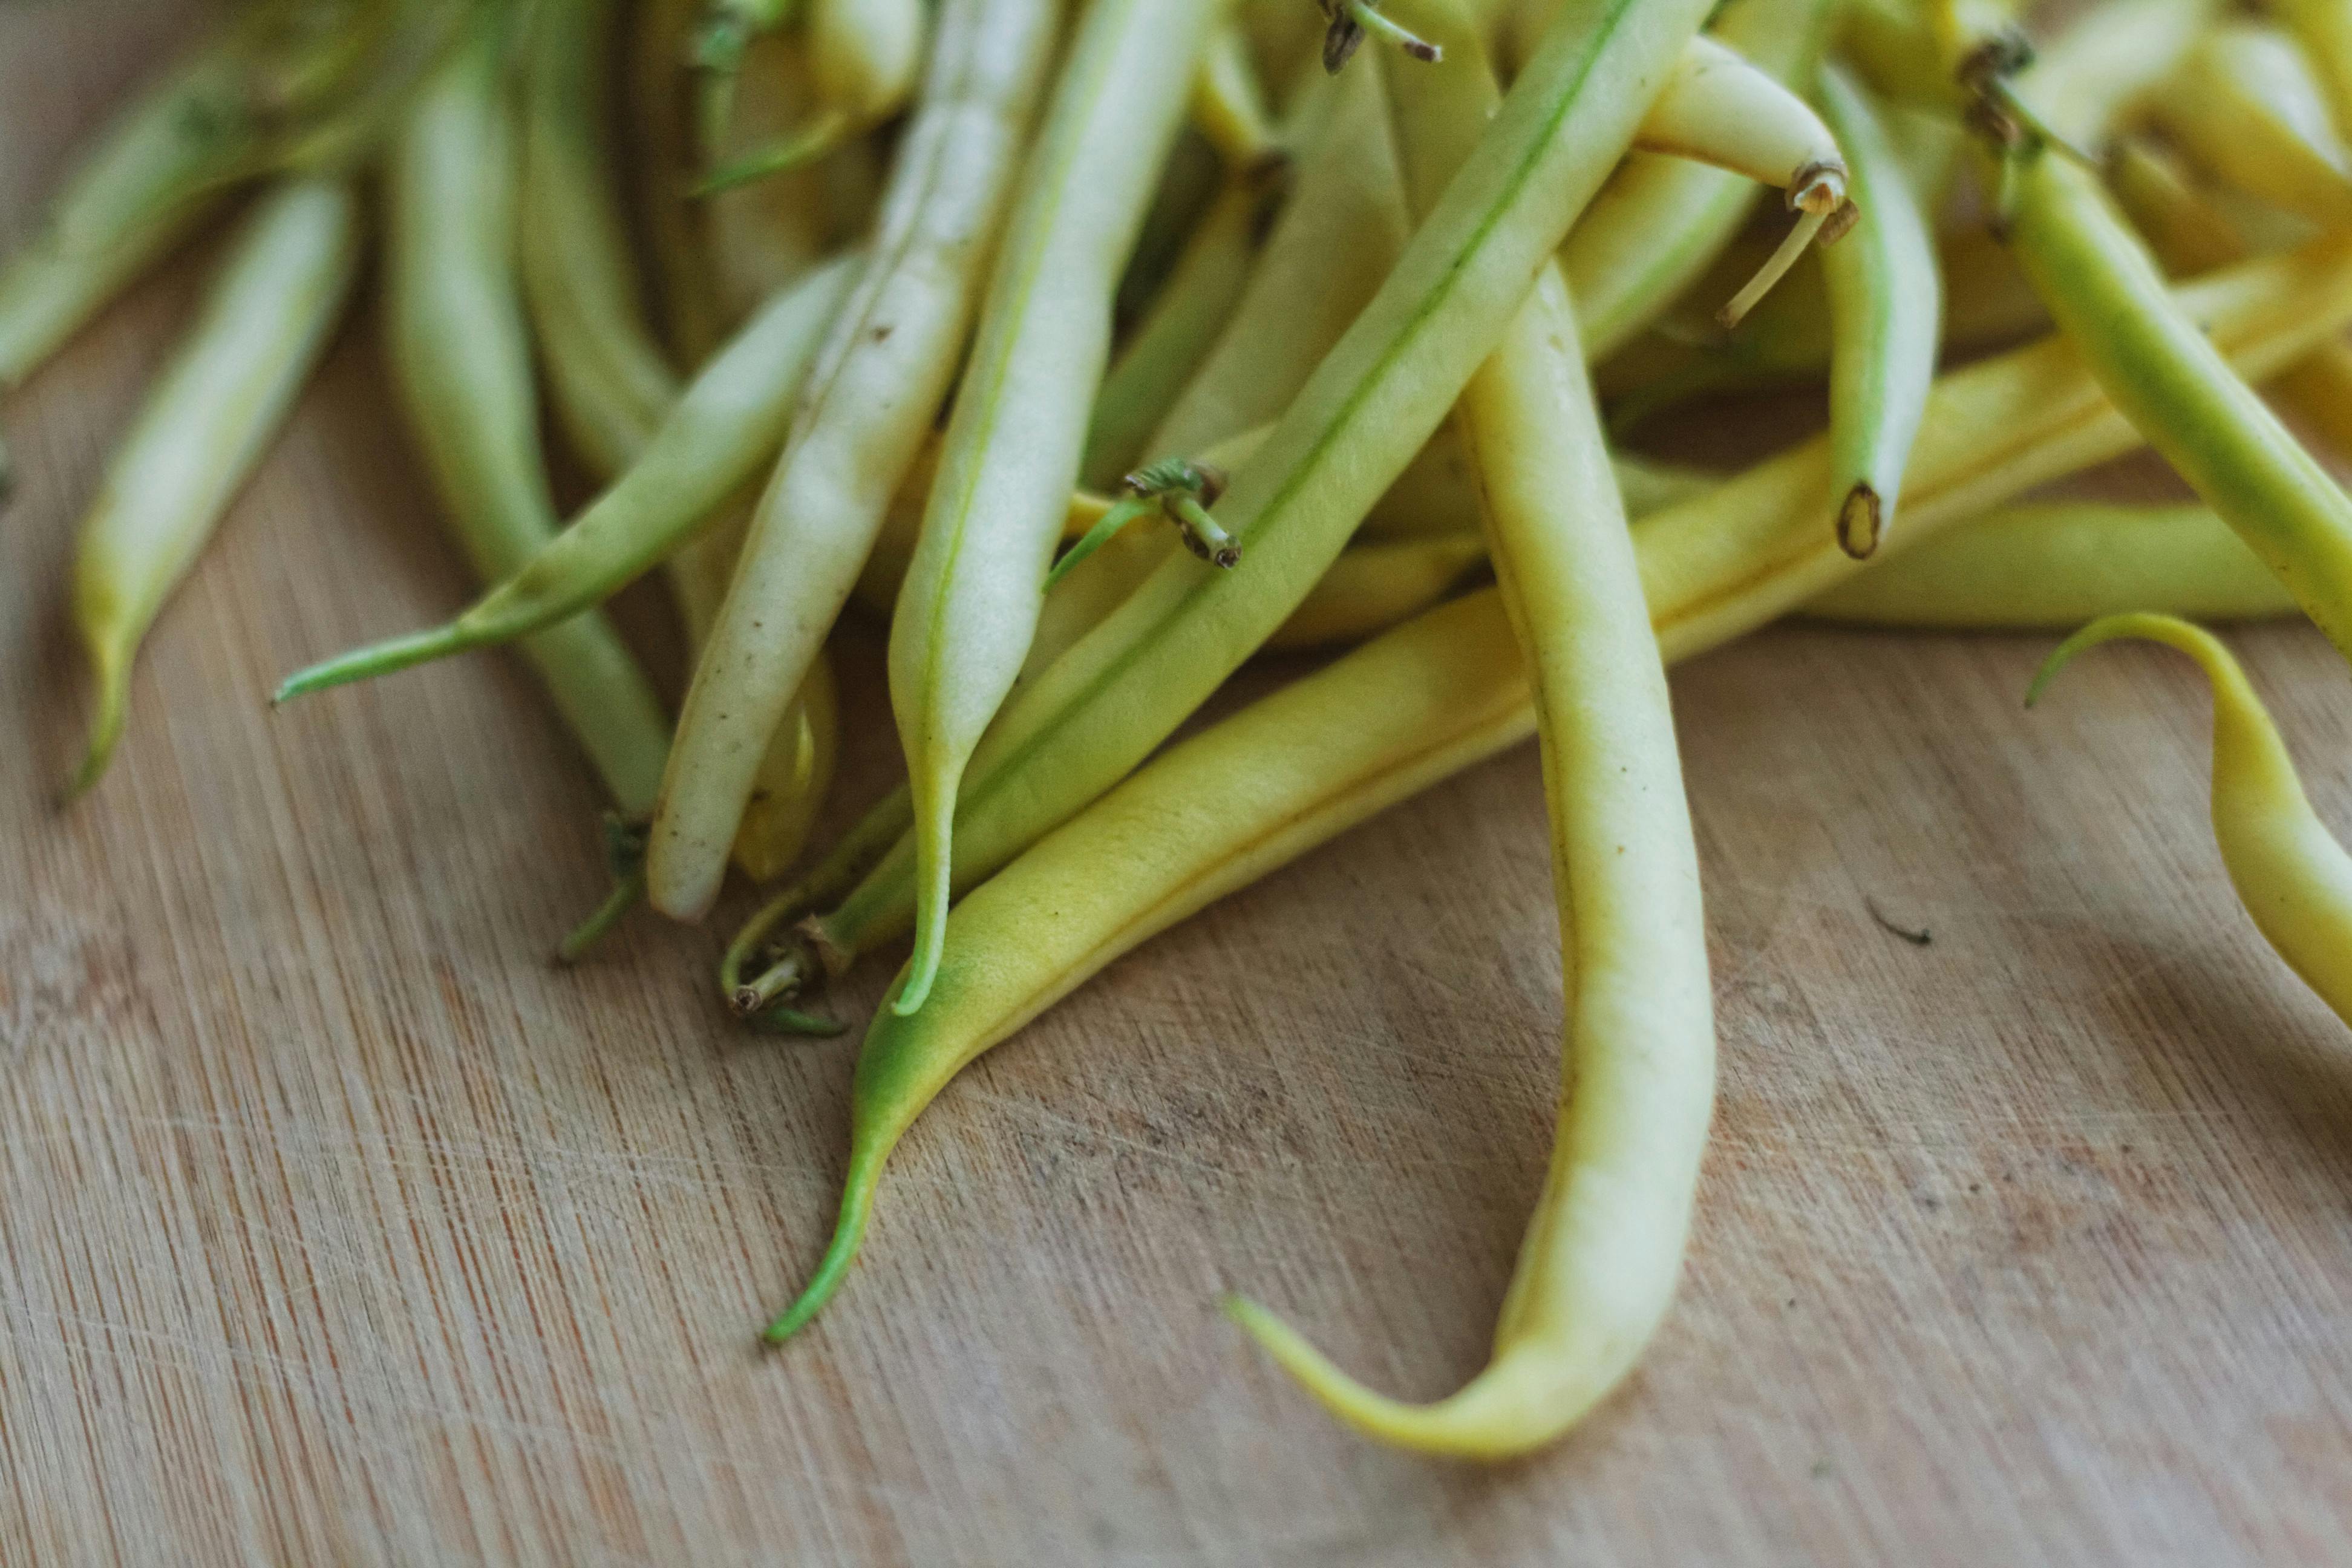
[2024,624,2107,708]
[60,682,126,807]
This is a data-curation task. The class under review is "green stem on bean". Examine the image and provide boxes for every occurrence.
[1322,2,1444,74]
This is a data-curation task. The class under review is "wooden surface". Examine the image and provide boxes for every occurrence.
[7,7,2352,1565]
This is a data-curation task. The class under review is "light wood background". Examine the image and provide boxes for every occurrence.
[5,4,2351,1564]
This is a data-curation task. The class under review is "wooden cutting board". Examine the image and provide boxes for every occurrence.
[5,5,2350,1564]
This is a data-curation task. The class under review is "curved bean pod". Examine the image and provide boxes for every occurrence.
[1233,261,1710,1459]
[2030,615,2352,1027]
[68,177,361,796]
[1633,34,1844,207]
[649,0,1065,922]
[763,589,1538,1342]
[1225,2,1711,1458]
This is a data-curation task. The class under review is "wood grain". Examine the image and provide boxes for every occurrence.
[4,5,2351,1564]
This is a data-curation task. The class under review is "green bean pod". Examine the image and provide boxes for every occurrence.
[278,253,858,697]
[797,0,1716,977]
[1805,502,2295,628]
[1999,139,2352,664]
[1817,62,1939,558]
[650,0,1066,922]
[2152,20,2352,230]
[889,0,1220,1012]
[2030,615,2352,1028]
[2102,137,2352,469]
[384,21,671,815]
[521,0,679,482]
[68,177,361,796]
[1632,34,1844,206]
[0,44,256,390]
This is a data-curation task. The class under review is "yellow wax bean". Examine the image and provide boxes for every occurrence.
[2031,614,2352,1028]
